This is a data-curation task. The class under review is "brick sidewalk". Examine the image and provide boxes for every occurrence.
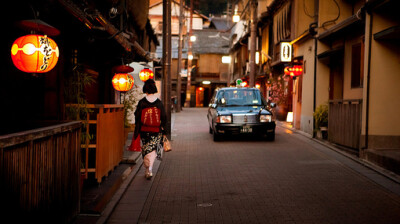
[105,108,400,224]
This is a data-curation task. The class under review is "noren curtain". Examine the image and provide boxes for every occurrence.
[273,2,292,44]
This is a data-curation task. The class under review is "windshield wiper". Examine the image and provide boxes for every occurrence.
[226,104,244,106]
[242,104,261,106]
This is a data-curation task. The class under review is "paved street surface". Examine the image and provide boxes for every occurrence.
[106,108,400,224]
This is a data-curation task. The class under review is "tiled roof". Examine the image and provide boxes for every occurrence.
[192,29,230,54]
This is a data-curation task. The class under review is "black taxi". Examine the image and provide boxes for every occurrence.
[207,87,276,141]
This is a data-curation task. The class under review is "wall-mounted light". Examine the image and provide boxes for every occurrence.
[190,35,197,42]
[286,112,294,123]
[232,14,240,23]
[222,56,231,64]
[202,80,211,85]
[255,52,260,64]
[188,54,193,60]
[232,5,240,23]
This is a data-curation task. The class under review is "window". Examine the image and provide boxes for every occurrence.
[217,89,262,106]
[351,42,364,88]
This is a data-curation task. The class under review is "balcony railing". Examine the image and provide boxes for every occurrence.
[66,104,125,183]
[0,121,82,222]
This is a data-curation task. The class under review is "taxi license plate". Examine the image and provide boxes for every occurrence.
[240,125,252,133]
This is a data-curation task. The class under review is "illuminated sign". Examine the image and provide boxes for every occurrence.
[280,42,292,62]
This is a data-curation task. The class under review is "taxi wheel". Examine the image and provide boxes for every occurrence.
[265,131,275,141]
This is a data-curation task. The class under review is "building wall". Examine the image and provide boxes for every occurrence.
[261,25,270,65]
[198,54,228,75]
[315,55,330,107]
[293,0,316,38]
[343,35,363,100]
[363,11,400,147]
[318,0,354,30]
[290,0,317,135]
[149,2,203,33]
[293,38,316,136]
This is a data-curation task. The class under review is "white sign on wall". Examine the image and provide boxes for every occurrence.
[280,42,292,62]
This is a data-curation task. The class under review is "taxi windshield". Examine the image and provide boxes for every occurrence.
[217,89,262,106]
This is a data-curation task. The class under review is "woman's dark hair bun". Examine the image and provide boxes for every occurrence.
[142,79,157,94]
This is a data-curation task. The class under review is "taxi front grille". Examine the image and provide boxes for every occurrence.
[232,114,257,123]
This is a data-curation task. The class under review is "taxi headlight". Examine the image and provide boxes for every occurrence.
[260,115,272,122]
[216,115,232,123]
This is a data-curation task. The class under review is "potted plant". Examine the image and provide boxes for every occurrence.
[64,64,95,185]
[313,104,328,139]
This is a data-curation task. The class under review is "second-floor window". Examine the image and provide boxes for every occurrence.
[351,41,364,88]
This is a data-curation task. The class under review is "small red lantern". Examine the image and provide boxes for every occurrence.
[284,66,291,76]
[291,65,303,76]
[11,34,59,73]
[112,73,134,92]
[284,65,303,77]
[139,68,154,82]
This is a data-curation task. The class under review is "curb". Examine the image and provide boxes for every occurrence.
[276,121,400,184]
[96,153,143,224]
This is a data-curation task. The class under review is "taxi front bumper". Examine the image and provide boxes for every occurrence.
[214,122,276,135]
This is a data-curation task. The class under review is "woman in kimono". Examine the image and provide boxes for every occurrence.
[134,79,167,179]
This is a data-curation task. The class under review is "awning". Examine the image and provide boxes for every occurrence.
[318,15,364,42]
[317,47,344,64]
[374,26,400,40]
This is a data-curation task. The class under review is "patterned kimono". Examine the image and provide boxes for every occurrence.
[134,97,167,160]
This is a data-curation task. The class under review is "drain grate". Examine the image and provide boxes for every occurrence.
[197,203,213,207]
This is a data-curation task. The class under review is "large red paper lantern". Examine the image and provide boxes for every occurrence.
[112,73,134,92]
[11,34,59,73]
[139,68,154,82]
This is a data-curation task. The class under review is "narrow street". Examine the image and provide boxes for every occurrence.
[107,108,400,224]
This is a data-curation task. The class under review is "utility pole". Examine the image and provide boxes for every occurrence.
[249,0,257,88]
[185,0,193,107]
[176,0,184,112]
[163,0,172,138]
